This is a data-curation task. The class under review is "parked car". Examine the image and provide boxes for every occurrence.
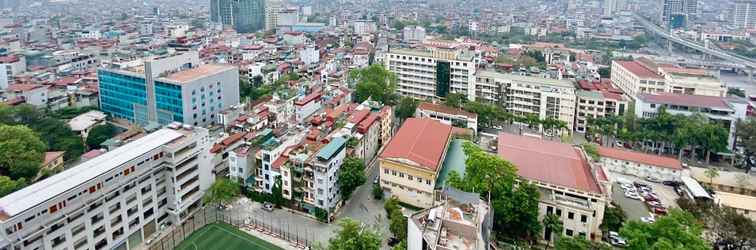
[373,176,379,185]
[646,200,662,207]
[645,176,662,183]
[641,215,656,223]
[610,237,628,247]
[262,202,274,212]
[653,206,668,215]
[625,192,642,200]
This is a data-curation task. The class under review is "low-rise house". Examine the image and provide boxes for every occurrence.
[68,110,108,139]
[497,133,609,242]
[597,146,683,181]
[416,102,478,133]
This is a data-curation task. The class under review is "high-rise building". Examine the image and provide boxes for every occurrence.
[264,0,282,31]
[98,52,240,127]
[210,0,265,33]
[0,126,213,250]
[734,0,756,30]
[603,0,625,16]
[659,0,696,28]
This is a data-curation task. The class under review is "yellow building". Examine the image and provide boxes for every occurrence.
[379,118,452,208]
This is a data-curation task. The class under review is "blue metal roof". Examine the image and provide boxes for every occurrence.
[317,137,347,161]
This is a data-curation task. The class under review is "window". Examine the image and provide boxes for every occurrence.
[566,229,574,236]
[580,215,587,223]
[546,206,553,214]
[408,175,413,181]
[568,212,574,220]
[399,173,404,178]
[384,169,389,174]
[426,179,431,185]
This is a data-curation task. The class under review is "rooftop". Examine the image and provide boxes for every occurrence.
[0,129,185,220]
[381,118,453,172]
[477,70,575,88]
[497,133,602,193]
[597,146,682,170]
[436,139,468,187]
[615,60,663,80]
[68,110,107,132]
[161,64,235,83]
[418,102,478,119]
[43,151,65,166]
[317,137,347,161]
[716,191,756,212]
[637,93,732,110]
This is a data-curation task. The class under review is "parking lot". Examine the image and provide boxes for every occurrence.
[609,173,681,221]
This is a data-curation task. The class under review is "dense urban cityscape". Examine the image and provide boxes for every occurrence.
[0,0,755,249]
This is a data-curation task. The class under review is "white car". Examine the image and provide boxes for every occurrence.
[626,193,642,200]
[641,215,656,223]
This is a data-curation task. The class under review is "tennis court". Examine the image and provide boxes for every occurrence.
[175,223,283,250]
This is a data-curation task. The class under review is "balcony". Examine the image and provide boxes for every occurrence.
[180,176,199,190]
[91,214,104,225]
[180,186,200,202]
[93,226,106,238]
[111,216,123,227]
[71,224,86,237]
[176,165,198,182]
[126,206,139,217]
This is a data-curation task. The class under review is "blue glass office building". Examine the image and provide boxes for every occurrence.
[98,69,150,125]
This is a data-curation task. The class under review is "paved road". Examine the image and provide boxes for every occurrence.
[611,184,649,221]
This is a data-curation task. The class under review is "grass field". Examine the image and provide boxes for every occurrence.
[175,223,283,250]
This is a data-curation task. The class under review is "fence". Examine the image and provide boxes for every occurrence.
[146,206,311,250]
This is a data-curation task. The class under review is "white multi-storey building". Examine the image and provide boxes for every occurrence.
[385,48,476,100]
[310,137,347,211]
[611,59,726,99]
[402,26,426,44]
[734,0,756,30]
[299,44,319,66]
[611,60,666,97]
[476,71,577,133]
[264,0,282,31]
[0,125,212,250]
[635,93,749,150]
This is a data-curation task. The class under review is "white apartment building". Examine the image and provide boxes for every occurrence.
[612,59,726,99]
[352,20,377,35]
[598,146,683,181]
[635,93,749,150]
[310,137,347,211]
[254,128,306,193]
[476,71,577,133]
[0,125,212,250]
[573,80,630,134]
[498,133,610,242]
[299,44,319,66]
[294,92,322,123]
[611,60,666,97]
[385,48,476,100]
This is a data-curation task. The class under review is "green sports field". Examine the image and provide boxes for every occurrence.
[175,223,283,250]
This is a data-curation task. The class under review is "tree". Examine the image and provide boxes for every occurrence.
[385,198,407,241]
[543,214,563,248]
[372,184,384,200]
[704,168,720,186]
[447,142,541,242]
[85,124,117,149]
[709,207,756,250]
[203,178,241,205]
[0,176,27,197]
[598,67,611,78]
[619,209,708,250]
[327,218,381,250]
[600,205,626,232]
[350,64,398,105]
[337,157,367,200]
[394,97,419,122]
[444,93,467,108]
[728,88,747,98]
[0,125,46,179]
[271,176,284,207]
[737,120,756,160]
[582,143,600,162]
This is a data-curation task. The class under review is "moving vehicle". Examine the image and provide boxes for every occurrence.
[641,215,656,223]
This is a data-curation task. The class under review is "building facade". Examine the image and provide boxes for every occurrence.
[385,48,476,100]
[98,52,240,127]
[210,0,265,33]
[416,102,478,133]
[379,118,453,208]
[734,0,756,30]
[0,126,212,250]
[476,71,577,133]
[635,93,749,150]
[497,133,609,242]
[598,146,683,181]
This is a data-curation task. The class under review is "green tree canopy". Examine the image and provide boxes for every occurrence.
[600,204,626,232]
[337,157,367,200]
[619,209,708,250]
[85,124,117,149]
[0,176,27,197]
[394,97,419,122]
[327,218,381,250]
[350,64,398,105]
[203,178,241,205]
[0,124,46,179]
[444,93,467,108]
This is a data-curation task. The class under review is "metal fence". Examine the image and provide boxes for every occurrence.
[146,207,311,250]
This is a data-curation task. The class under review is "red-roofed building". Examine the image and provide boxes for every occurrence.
[294,91,322,122]
[416,102,478,133]
[5,83,48,106]
[611,60,664,97]
[496,133,609,242]
[379,118,453,208]
[597,146,682,181]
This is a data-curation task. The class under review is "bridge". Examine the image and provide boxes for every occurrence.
[633,13,756,70]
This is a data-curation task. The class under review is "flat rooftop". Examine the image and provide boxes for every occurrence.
[477,70,575,89]
[161,64,236,83]
[637,93,732,110]
[0,129,185,220]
